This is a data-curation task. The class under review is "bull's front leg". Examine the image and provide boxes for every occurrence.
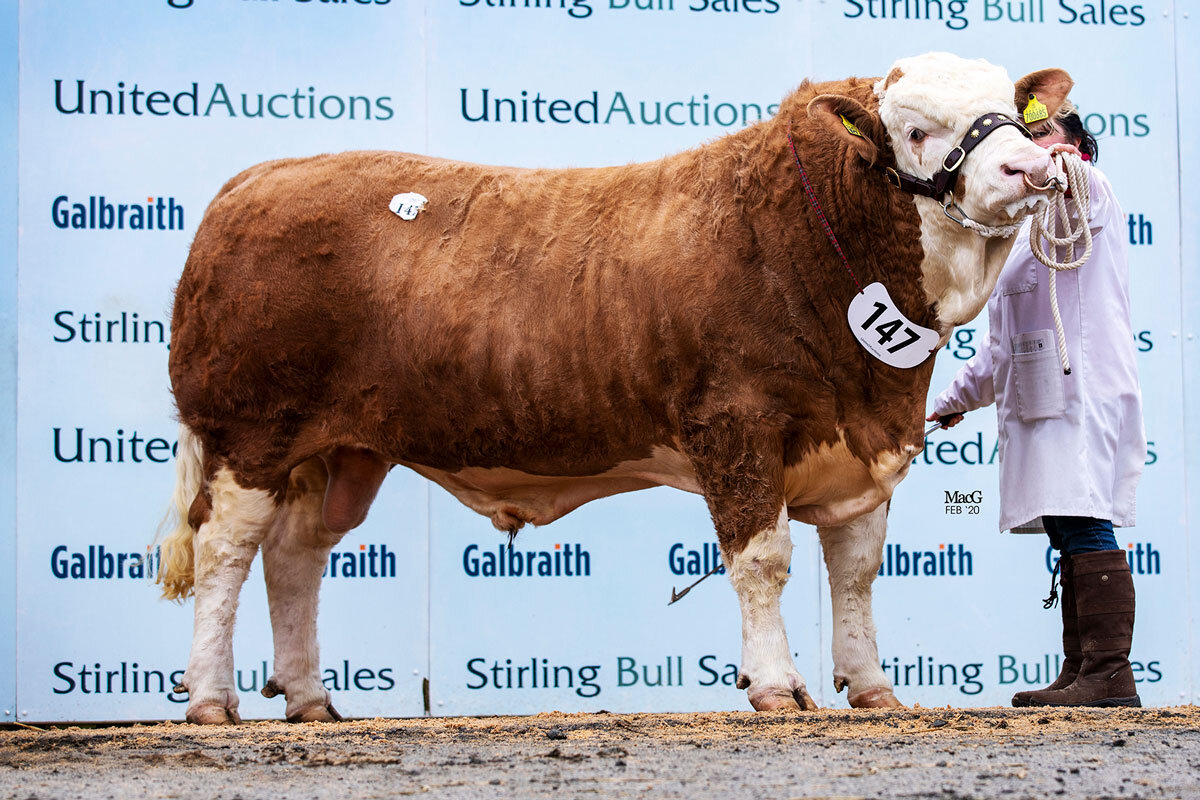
[687,425,816,712]
[817,502,903,708]
[727,505,818,711]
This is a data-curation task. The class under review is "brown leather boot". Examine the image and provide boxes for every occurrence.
[1012,554,1081,707]
[1023,549,1141,707]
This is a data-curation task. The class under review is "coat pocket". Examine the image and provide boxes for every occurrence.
[1011,329,1066,422]
[1000,257,1038,296]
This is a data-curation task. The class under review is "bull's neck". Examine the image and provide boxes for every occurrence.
[914,198,1019,331]
[735,117,935,352]
[718,115,1022,342]
[683,117,941,447]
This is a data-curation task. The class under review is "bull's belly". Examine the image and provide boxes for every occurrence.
[405,435,918,533]
[404,446,701,532]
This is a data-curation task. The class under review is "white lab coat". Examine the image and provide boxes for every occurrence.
[932,165,1146,532]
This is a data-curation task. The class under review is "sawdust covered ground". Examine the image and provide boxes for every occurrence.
[2,706,1199,799]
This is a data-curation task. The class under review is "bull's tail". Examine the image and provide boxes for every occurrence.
[156,423,205,601]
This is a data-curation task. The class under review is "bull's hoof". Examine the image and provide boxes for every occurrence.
[848,687,904,709]
[749,688,801,711]
[286,702,344,723]
[186,703,241,725]
[749,686,819,712]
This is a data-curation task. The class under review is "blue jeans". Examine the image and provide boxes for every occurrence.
[1043,515,1118,555]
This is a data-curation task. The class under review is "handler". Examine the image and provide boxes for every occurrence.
[927,93,1146,708]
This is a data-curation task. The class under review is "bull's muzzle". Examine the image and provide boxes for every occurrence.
[1003,153,1058,194]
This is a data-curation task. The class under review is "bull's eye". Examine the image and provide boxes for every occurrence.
[909,129,926,143]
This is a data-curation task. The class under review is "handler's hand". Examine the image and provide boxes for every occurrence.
[926,411,964,429]
[1045,143,1084,196]
[1048,142,1083,159]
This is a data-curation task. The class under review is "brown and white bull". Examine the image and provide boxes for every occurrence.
[159,52,1070,723]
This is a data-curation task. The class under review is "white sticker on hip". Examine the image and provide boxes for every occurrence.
[846,282,940,368]
[389,192,428,220]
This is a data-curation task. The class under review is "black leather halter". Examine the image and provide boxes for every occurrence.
[878,112,1032,201]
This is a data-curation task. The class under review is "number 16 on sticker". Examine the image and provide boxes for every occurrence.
[846,282,940,369]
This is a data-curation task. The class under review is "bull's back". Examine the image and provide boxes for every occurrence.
[170,150,698,479]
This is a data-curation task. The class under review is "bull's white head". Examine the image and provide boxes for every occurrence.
[807,52,1072,331]
[873,53,1068,224]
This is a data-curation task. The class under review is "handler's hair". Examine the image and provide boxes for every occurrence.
[1055,100,1099,162]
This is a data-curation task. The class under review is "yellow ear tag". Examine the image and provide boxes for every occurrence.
[1023,94,1049,124]
[840,114,863,137]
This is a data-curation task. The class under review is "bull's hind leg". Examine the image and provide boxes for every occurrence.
[182,468,279,724]
[818,502,902,708]
[260,459,346,722]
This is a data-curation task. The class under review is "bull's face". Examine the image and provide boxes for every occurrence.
[803,52,1074,328]
[806,53,1070,228]
[872,52,1068,225]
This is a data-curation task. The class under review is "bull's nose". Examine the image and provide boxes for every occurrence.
[1001,154,1055,192]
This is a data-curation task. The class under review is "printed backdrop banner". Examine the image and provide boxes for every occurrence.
[2,0,1195,722]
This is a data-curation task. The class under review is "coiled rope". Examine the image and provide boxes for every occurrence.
[1028,151,1093,375]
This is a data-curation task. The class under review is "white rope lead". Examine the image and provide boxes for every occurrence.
[1028,152,1092,375]
[960,215,1023,238]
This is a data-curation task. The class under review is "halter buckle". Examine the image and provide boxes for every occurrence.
[942,145,966,172]
[884,167,902,189]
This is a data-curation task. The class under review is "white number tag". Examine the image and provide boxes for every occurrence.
[846,282,939,368]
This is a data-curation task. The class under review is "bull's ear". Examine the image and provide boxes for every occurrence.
[1014,68,1074,122]
[806,94,882,166]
